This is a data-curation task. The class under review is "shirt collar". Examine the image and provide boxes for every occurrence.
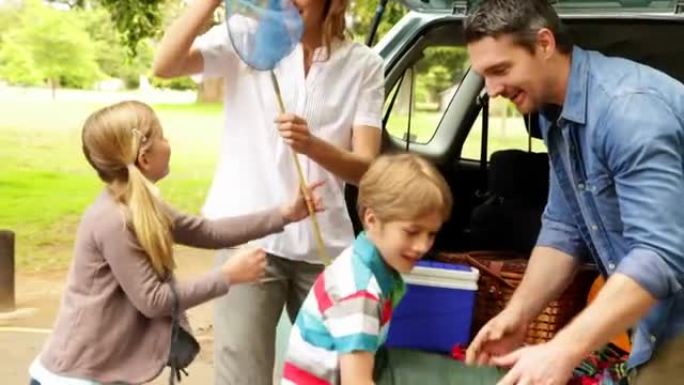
[541,45,589,126]
[353,231,403,299]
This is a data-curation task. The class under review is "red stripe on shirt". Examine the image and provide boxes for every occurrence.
[340,290,380,302]
[381,299,393,326]
[283,362,332,385]
[314,274,334,313]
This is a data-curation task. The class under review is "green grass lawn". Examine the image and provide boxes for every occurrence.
[0,99,224,272]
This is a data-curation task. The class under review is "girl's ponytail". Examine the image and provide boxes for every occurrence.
[125,162,174,277]
[82,101,174,278]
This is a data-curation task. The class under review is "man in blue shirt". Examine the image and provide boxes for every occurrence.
[462,0,684,384]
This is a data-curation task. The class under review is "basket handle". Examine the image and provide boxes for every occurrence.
[463,254,516,289]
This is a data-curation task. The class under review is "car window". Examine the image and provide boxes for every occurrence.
[461,97,547,160]
[384,46,469,144]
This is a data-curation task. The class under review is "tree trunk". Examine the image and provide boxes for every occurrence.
[196,77,224,103]
[0,230,15,312]
[50,78,57,100]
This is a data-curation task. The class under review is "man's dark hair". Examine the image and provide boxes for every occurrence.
[464,0,573,54]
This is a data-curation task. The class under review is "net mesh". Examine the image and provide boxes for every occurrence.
[224,0,303,71]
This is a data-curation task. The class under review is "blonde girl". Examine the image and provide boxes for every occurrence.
[29,101,322,385]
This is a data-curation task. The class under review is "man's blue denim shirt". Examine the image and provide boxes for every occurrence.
[536,46,684,367]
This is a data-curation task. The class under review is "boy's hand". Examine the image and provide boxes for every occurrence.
[340,351,375,385]
[281,181,326,224]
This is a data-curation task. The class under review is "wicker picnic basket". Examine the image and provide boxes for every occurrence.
[437,251,598,344]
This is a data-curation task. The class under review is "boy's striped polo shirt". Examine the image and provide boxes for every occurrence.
[281,232,405,385]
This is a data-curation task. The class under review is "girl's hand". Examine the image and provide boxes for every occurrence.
[281,181,326,224]
[276,113,316,154]
[220,247,267,284]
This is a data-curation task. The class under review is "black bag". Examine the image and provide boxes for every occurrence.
[167,278,200,385]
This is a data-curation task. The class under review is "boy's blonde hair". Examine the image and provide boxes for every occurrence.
[358,153,453,224]
[82,101,174,277]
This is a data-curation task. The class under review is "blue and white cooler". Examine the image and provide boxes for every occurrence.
[385,260,479,353]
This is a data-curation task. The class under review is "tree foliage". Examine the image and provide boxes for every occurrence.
[416,46,469,84]
[97,0,165,56]
[47,0,166,56]
[0,31,43,85]
[0,1,21,44]
[0,0,199,90]
[41,0,406,54]
[82,5,154,88]
[0,0,468,96]
[348,0,408,44]
[0,0,101,88]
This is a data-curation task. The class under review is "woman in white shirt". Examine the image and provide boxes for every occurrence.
[152,1,384,384]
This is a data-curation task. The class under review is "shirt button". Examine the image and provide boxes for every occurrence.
[651,335,657,344]
[591,224,598,231]
[608,263,616,270]
[578,183,585,190]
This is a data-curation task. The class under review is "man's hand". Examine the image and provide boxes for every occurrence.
[492,341,580,385]
[466,307,528,366]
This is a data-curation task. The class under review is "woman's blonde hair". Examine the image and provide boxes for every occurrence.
[320,0,348,59]
[82,101,174,277]
[358,153,453,224]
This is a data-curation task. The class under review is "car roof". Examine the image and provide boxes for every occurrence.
[400,0,684,16]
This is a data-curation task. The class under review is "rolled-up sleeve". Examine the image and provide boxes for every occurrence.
[600,93,684,299]
[536,165,588,261]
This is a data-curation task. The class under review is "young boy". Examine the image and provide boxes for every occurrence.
[281,153,453,385]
